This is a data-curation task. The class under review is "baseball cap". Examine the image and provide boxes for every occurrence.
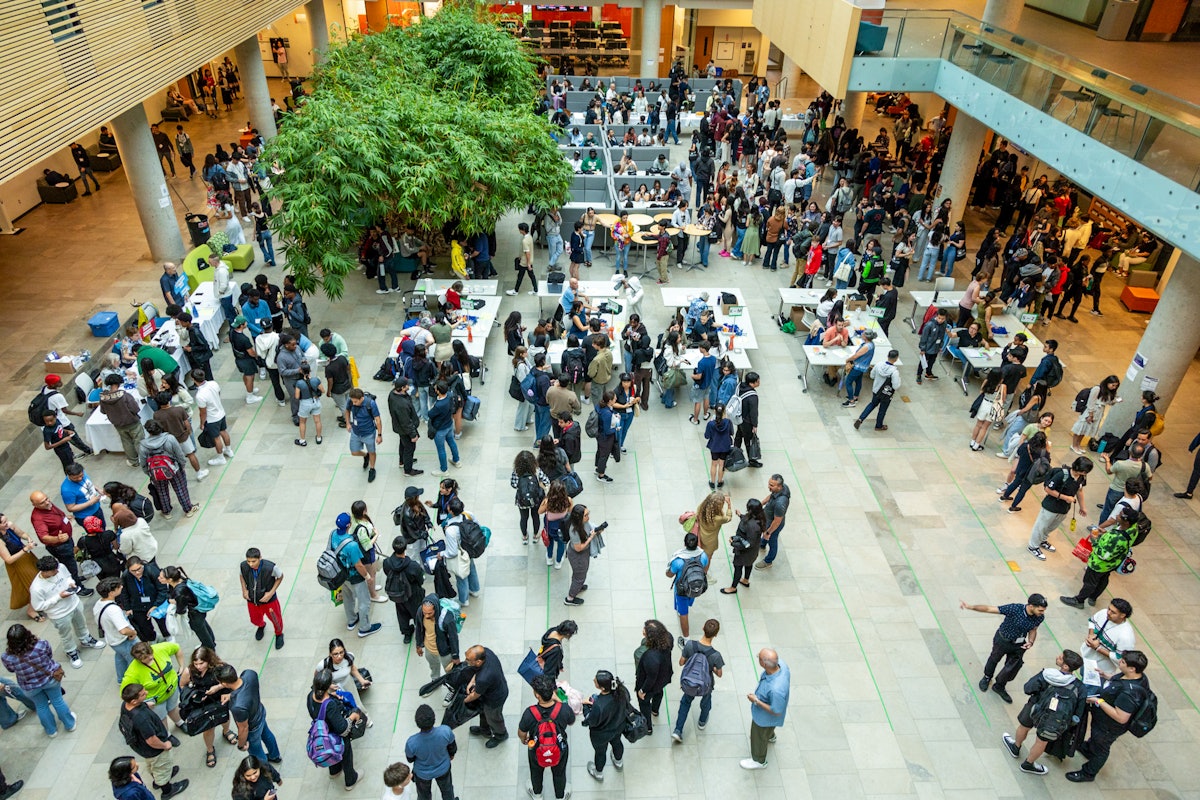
[393,376,410,389]
[45,375,62,387]
[233,315,247,326]
[335,512,352,530]
[404,487,423,499]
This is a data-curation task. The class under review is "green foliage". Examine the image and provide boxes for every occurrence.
[265,1,571,299]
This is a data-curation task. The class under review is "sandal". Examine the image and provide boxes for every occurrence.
[30,613,46,623]
[206,749,217,768]
[223,730,239,746]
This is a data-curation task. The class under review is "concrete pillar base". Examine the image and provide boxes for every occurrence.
[110,105,186,263]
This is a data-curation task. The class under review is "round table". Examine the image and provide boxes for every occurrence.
[631,232,659,277]
[627,213,655,228]
[649,224,681,236]
[682,224,712,271]
[594,213,620,261]
[652,212,674,223]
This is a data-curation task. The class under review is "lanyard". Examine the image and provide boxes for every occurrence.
[133,576,145,597]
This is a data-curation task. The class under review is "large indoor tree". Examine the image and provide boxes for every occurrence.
[265,0,572,299]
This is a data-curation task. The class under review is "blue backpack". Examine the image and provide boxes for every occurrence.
[186,579,220,613]
[306,699,345,767]
[521,370,539,402]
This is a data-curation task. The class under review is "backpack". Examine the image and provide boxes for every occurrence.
[28,389,54,426]
[726,388,753,426]
[1132,510,1152,546]
[457,518,488,559]
[530,703,565,768]
[1043,356,1064,388]
[316,534,354,590]
[1126,683,1158,738]
[584,410,599,438]
[186,579,219,612]
[1018,385,1034,410]
[210,168,230,192]
[1073,387,1091,413]
[306,699,345,767]
[679,649,714,697]
[1027,454,1052,485]
[520,370,538,402]
[516,474,545,509]
[562,351,585,385]
[384,559,415,604]
[675,555,708,598]
[146,453,179,482]
[1030,680,1083,742]
[439,598,465,631]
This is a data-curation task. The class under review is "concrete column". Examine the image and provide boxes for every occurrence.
[935,109,987,219]
[234,37,278,143]
[780,55,802,99]
[1103,252,1200,434]
[640,0,663,77]
[110,104,186,262]
[307,0,330,61]
[983,0,1023,30]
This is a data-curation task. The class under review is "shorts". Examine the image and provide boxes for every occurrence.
[1015,699,1057,740]
[349,430,377,453]
[148,689,179,720]
[688,384,706,403]
[710,450,730,463]
[203,417,227,440]
[235,358,258,377]
[178,435,196,456]
[298,398,321,418]
[673,593,695,616]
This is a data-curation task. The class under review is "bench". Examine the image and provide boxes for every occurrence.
[1120,286,1158,313]
[86,145,121,172]
[37,178,78,204]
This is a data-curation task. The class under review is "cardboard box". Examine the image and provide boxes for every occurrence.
[44,357,76,375]
[790,305,807,328]
[846,299,867,314]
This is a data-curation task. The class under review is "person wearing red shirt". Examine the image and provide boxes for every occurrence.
[29,491,92,596]
[443,282,463,312]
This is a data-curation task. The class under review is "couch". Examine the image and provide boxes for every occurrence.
[856,21,888,54]
[37,178,78,204]
[86,145,121,172]
[161,106,188,122]
[184,243,256,290]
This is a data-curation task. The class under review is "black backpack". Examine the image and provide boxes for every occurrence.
[457,518,488,558]
[516,474,545,509]
[1132,510,1153,546]
[562,351,585,385]
[383,557,419,604]
[1126,682,1158,738]
[1073,387,1091,413]
[1030,680,1084,742]
[675,555,708,598]
[28,389,54,426]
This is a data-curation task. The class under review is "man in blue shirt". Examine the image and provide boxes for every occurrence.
[61,463,104,527]
[740,648,790,770]
[405,704,457,800]
[344,389,382,483]
[468,231,492,281]
[241,289,272,336]
[690,342,717,423]
[330,512,381,638]
[961,593,1048,704]
[159,261,188,308]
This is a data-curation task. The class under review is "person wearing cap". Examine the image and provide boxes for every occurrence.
[960,594,1048,704]
[387,377,422,476]
[380,534,425,644]
[229,316,264,404]
[38,375,93,458]
[330,513,382,639]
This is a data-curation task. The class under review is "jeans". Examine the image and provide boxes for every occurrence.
[583,229,595,262]
[940,245,958,276]
[1002,475,1033,509]
[760,523,784,564]
[455,560,480,605]
[697,234,711,267]
[917,247,939,281]
[256,230,275,265]
[666,118,679,144]
[763,241,782,270]
[732,226,747,258]
[856,394,892,428]
[1099,487,1123,524]
[26,681,72,735]
[673,692,712,735]
[414,386,431,421]
[547,234,564,268]
[662,387,676,408]
[220,295,236,325]
[248,713,282,779]
[514,399,535,430]
[844,368,867,401]
[342,579,373,633]
[0,678,35,729]
[618,411,634,447]
[545,537,566,564]
[534,405,552,441]
[433,425,459,471]
[111,638,136,683]
[78,166,100,191]
[615,244,629,274]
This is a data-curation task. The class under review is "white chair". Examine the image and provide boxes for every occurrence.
[74,372,95,404]
[801,309,818,330]
[933,277,956,293]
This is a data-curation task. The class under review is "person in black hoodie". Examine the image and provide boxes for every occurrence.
[583,669,631,782]
[119,557,169,643]
[307,669,362,789]
[873,277,899,336]
[321,343,353,430]
[634,620,674,736]
[732,372,761,467]
[381,537,425,645]
[387,377,422,476]
[555,414,582,472]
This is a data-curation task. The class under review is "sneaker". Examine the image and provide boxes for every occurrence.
[1059,595,1084,608]
[671,731,682,743]
[995,452,1009,459]
[255,626,266,641]
[554,560,563,570]
[1027,546,1046,561]
[754,560,772,570]
[697,719,706,730]
[276,400,287,407]
[677,635,686,650]
[527,290,537,295]
[207,456,227,466]
[185,505,200,518]
[83,637,106,650]
[65,712,78,732]
[68,650,83,669]
[1020,761,1048,775]
[739,759,767,770]
[13,709,25,721]
[357,623,382,638]
[564,597,584,606]
[1091,310,1103,316]
[1008,506,1022,513]
[77,587,94,597]
[527,787,543,800]
[1039,541,1056,553]
[368,468,377,483]
[1002,733,1020,759]
[196,469,210,482]
[295,438,307,447]
[246,395,263,404]
[347,616,360,630]
[978,677,990,691]
[505,290,518,296]
[443,689,455,707]
[450,461,461,469]
[992,685,1013,703]
[587,762,603,781]
[376,289,391,295]
[274,634,285,650]
[1174,492,1194,499]
[611,757,623,770]
[1065,770,1095,783]
[161,511,174,520]
[546,556,554,566]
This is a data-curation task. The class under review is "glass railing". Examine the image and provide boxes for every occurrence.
[859,9,1200,192]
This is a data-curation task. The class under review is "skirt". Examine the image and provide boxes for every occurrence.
[6,551,38,609]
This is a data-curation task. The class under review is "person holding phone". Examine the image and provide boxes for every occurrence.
[563,506,602,606]
[231,755,277,800]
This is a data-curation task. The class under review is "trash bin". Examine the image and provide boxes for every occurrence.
[185,213,210,247]
[1097,0,1137,40]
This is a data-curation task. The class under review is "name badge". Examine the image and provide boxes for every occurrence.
[139,595,150,604]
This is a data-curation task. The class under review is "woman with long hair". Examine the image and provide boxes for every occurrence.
[503,311,524,356]
[537,435,569,482]
[317,638,373,719]
[1,623,74,736]
[512,345,534,432]
[397,488,433,554]
[1,512,41,622]
[917,218,946,282]
[306,669,361,789]
[159,565,216,649]
[724,498,765,593]
[693,491,733,569]
[969,369,1007,452]
[613,373,638,452]
[582,669,631,781]
[103,481,155,522]
[1071,375,1121,454]
[536,620,578,683]
[563,504,599,606]
[178,645,237,768]
[510,450,547,546]
[538,480,572,569]
[999,381,1049,458]
[633,620,673,736]
[704,404,734,489]
[998,430,1049,513]
[349,500,384,603]
[231,755,278,800]
[109,755,157,800]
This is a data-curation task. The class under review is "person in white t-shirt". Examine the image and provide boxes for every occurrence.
[1080,598,1135,679]
[382,762,416,800]
[193,370,232,465]
[94,576,138,682]
[209,251,237,325]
